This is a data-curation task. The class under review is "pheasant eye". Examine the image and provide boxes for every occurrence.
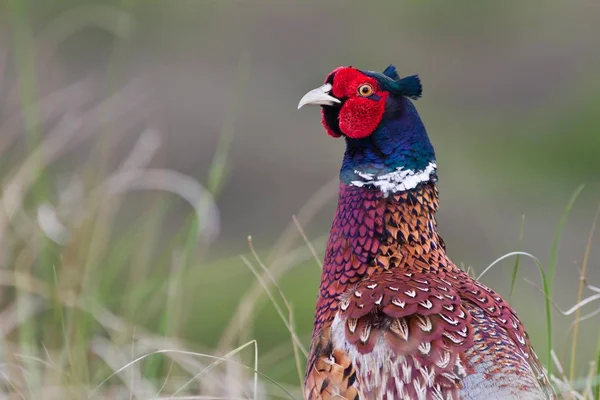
[357,84,374,97]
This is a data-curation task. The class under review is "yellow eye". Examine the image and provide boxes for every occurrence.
[357,84,374,97]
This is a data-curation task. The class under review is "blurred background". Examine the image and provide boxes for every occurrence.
[0,0,599,398]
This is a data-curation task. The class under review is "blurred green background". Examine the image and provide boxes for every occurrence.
[0,0,599,398]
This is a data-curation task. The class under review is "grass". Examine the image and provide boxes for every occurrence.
[476,190,600,398]
[1,3,599,400]
[508,214,526,303]
[1,115,598,399]
[545,184,585,378]
[569,204,600,383]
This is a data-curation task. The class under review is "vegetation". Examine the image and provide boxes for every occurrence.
[0,1,598,399]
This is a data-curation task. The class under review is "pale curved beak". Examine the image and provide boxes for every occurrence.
[297,83,341,109]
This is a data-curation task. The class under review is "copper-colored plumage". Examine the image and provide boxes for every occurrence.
[305,182,554,399]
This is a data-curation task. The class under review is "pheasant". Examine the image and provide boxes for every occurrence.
[297,65,555,399]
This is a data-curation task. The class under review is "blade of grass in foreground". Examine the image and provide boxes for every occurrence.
[547,185,584,298]
[208,49,250,195]
[545,184,584,378]
[8,0,48,370]
[477,250,550,381]
[509,215,526,303]
[569,203,600,382]
[167,52,249,309]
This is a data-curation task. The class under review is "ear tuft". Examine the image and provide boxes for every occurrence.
[394,75,422,100]
[382,65,400,80]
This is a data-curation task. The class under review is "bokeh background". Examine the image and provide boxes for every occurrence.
[0,1,599,398]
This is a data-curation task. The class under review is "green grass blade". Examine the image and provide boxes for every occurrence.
[544,184,584,377]
[569,204,600,382]
[208,49,250,196]
[7,0,47,367]
[547,184,584,298]
[509,215,526,302]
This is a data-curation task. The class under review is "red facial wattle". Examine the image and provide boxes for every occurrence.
[338,92,387,139]
[320,67,388,139]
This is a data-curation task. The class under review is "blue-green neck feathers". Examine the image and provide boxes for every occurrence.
[340,90,437,193]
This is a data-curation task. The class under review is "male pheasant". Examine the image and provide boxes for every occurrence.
[297,65,555,399]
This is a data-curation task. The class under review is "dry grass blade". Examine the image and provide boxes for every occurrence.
[570,203,600,381]
[0,77,151,243]
[267,177,338,265]
[581,360,598,399]
[559,293,600,315]
[0,370,26,400]
[522,277,593,319]
[118,128,163,172]
[35,127,164,246]
[566,305,600,333]
[90,337,158,399]
[286,307,305,387]
[154,359,176,398]
[87,343,284,400]
[100,168,220,242]
[217,240,324,352]
[246,236,307,384]
[37,203,69,244]
[477,251,542,280]
[552,349,567,379]
[217,180,335,353]
[239,251,307,358]
[171,341,258,399]
[292,215,322,270]
[588,285,600,294]
[550,374,585,400]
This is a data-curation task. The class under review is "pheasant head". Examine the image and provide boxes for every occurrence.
[297,65,555,400]
[298,65,436,196]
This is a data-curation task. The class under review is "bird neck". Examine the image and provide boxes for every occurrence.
[315,182,447,330]
[339,97,437,197]
[377,182,446,270]
[313,98,445,330]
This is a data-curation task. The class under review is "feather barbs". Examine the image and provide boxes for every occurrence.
[365,64,423,100]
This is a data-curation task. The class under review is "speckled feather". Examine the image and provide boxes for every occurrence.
[305,183,554,399]
[303,66,554,400]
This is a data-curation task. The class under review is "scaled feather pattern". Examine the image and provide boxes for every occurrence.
[300,65,555,400]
